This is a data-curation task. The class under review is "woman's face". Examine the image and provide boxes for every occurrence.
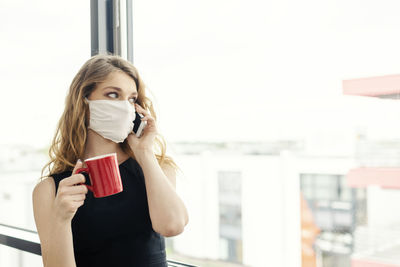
[88,71,138,104]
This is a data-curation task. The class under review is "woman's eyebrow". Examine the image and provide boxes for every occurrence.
[103,86,138,95]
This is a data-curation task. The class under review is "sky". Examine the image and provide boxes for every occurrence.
[2,0,400,149]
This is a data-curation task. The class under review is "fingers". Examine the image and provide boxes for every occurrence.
[65,198,85,209]
[140,115,154,123]
[135,104,150,116]
[72,159,83,175]
[60,173,86,187]
[59,184,88,196]
[54,161,88,220]
[59,159,87,187]
[134,104,156,126]
[69,194,87,202]
[69,184,89,195]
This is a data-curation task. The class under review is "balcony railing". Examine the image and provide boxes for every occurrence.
[0,223,197,267]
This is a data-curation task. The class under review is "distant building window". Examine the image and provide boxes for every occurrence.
[300,173,367,267]
[300,173,367,231]
[218,171,242,263]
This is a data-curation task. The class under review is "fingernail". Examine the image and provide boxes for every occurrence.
[77,159,82,164]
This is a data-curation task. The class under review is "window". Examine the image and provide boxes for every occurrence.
[218,171,242,263]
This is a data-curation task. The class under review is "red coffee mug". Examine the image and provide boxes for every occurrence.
[74,153,123,198]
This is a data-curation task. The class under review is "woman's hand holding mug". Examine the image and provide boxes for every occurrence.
[53,160,88,222]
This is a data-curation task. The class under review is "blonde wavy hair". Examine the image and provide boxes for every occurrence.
[41,54,176,180]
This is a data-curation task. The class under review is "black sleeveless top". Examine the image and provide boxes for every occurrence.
[51,157,167,267]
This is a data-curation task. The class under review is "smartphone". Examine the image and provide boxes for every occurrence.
[132,111,147,137]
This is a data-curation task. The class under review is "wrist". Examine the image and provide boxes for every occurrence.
[134,148,155,165]
[51,209,72,226]
[53,216,71,229]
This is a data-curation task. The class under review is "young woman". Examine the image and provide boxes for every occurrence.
[32,54,189,267]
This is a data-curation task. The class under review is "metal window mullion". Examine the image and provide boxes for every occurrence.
[119,0,128,60]
[113,0,120,56]
[91,0,133,62]
[126,0,134,63]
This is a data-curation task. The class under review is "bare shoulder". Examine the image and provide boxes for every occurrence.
[32,176,57,263]
[32,177,57,219]
[32,177,56,227]
[32,177,56,201]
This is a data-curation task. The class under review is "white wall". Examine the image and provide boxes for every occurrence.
[367,186,400,228]
[172,152,220,260]
[241,155,285,267]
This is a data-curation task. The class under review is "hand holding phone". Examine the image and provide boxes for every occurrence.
[132,111,147,137]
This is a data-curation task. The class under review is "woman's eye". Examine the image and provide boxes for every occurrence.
[129,98,137,104]
[107,92,118,99]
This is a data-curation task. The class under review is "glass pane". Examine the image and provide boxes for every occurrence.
[0,1,90,232]
[132,0,400,265]
[0,245,42,267]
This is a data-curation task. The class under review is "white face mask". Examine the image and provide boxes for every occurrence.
[85,98,136,143]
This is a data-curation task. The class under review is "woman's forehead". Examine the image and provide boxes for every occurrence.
[97,72,138,93]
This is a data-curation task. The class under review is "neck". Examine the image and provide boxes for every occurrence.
[83,129,129,164]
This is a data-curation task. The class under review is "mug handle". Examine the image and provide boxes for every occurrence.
[74,167,94,192]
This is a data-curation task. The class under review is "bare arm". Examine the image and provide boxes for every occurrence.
[127,103,189,237]
[32,162,87,267]
[136,150,189,237]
